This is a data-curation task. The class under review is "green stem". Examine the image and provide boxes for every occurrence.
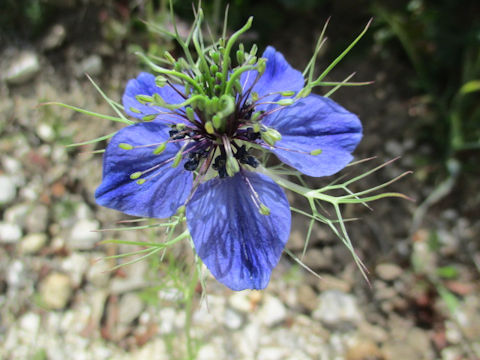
[221,17,253,93]
[185,263,198,360]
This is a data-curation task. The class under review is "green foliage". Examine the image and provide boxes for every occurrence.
[373,0,480,166]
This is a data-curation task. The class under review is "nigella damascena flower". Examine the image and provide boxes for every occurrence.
[95,47,362,290]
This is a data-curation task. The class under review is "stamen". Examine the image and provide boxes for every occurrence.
[240,171,270,216]
[118,143,133,150]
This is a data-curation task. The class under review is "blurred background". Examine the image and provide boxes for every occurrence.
[0,0,479,359]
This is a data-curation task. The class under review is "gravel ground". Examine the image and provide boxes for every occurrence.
[1,9,479,360]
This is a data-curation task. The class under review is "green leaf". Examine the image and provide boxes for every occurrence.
[460,80,480,94]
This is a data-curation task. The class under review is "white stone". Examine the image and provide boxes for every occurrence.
[18,233,48,254]
[257,347,289,360]
[131,339,168,360]
[6,260,26,288]
[19,312,41,335]
[0,175,16,204]
[36,122,55,142]
[4,203,29,226]
[0,222,22,243]
[2,157,22,174]
[69,219,101,249]
[4,51,41,85]
[223,308,243,330]
[118,293,144,325]
[228,291,252,313]
[86,257,111,287]
[61,253,89,287]
[313,290,362,329]
[158,307,177,334]
[197,341,226,360]
[235,322,260,358]
[257,295,287,327]
[39,272,72,310]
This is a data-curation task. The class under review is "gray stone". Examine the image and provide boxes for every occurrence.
[25,204,49,233]
[41,24,66,50]
[69,219,102,250]
[75,55,103,77]
[118,293,144,325]
[301,248,334,271]
[18,233,48,254]
[316,274,352,293]
[86,257,111,287]
[313,290,362,329]
[4,203,30,227]
[375,263,403,281]
[0,175,16,205]
[258,295,287,327]
[0,222,22,243]
[39,272,72,310]
[297,285,318,312]
[4,52,41,85]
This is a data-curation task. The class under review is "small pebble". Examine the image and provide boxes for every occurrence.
[18,233,48,254]
[39,272,72,310]
[376,263,403,281]
[0,175,17,205]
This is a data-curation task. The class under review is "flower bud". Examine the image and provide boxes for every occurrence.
[250,44,258,57]
[163,51,176,64]
[155,76,167,87]
[236,49,245,64]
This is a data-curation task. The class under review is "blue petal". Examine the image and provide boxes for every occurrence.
[263,94,362,177]
[186,171,291,291]
[240,46,304,108]
[95,122,193,218]
[122,72,185,123]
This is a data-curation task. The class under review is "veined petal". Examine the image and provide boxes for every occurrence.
[263,94,362,177]
[95,122,192,218]
[122,72,185,123]
[241,46,304,109]
[186,171,291,291]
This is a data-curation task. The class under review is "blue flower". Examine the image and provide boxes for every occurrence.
[95,47,362,291]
